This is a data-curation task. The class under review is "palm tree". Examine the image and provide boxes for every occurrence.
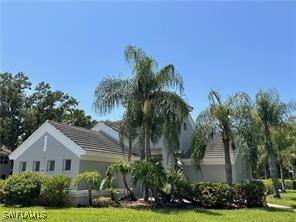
[94,46,189,162]
[191,90,255,185]
[75,171,101,206]
[254,90,296,198]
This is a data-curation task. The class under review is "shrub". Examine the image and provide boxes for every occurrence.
[285,179,296,190]
[234,181,266,207]
[4,171,42,206]
[192,183,235,208]
[192,182,266,209]
[93,197,119,208]
[0,180,6,203]
[262,179,273,195]
[40,175,71,207]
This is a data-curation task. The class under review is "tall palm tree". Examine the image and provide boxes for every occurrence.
[254,89,295,198]
[191,90,255,185]
[94,46,189,162]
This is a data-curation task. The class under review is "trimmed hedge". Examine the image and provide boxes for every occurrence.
[4,171,43,206]
[0,180,6,203]
[192,181,266,209]
[3,172,71,207]
[39,175,71,207]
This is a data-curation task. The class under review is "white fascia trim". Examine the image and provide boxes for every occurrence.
[81,151,140,163]
[181,157,235,166]
[9,121,86,160]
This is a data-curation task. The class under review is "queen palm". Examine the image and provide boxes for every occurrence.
[94,46,189,162]
[191,90,255,185]
[254,90,295,198]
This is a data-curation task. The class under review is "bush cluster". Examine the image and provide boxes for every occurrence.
[192,181,266,209]
[2,172,70,207]
[262,179,296,195]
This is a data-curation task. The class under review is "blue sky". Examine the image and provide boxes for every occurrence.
[1,0,295,121]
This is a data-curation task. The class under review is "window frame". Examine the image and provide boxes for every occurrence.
[32,161,40,172]
[63,159,71,171]
[47,160,55,172]
[19,161,27,172]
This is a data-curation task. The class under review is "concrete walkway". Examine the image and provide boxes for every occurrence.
[267,203,296,212]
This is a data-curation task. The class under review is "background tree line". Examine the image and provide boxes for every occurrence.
[0,72,97,151]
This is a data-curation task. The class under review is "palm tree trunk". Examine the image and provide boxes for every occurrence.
[279,161,286,192]
[268,154,281,198]
[265,126,280,198]
[223,138,233,185]
[128,137,132,162]
[123,175,136,200]
[88,187,92,206]
[144,120,151,161]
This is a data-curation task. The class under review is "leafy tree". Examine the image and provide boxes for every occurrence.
[94,46,189,163]
[0,72,31,150]
[191,90,254,185]
[132,159,167,204]
[64,109,97,129]
[253,89,295,198]
[75,171,101,206]
[105,161,136,200]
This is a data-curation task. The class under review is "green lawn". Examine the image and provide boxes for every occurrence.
[267,189,296,208]
[0,205,295,222]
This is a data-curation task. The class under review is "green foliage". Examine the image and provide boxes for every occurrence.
[132,159,167,201]
[193,183,236,208]
[75,171,101,190]
[3,171,43,206]
[94,46,189,161]
[40,175,71,207]
[0,180,7,203]
[234,181,266,207]
[0,72,96,151]
[165,169,193,201]
[93,197,119,208]
[192,182,266,209]
[263,179,296,194]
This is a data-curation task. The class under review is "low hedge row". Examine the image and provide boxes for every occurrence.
[262,179,296,195]
[192,181,266,208]
[0,172,71,207]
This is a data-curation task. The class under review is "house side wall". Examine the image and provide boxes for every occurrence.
[183,164,231,183]
[12,133,80,186]
[180,116,194,154]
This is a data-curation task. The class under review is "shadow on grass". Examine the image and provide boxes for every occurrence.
[148,208,222,216]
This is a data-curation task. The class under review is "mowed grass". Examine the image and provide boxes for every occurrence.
[267,189,296,208]
[0,205,295,222]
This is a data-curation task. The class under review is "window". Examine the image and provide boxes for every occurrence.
[63,159,71,171]
[0,156,9,164]
[183,122,187,131]
[32,161,40,172]
[47,160,55,172]
[19,161,26,172]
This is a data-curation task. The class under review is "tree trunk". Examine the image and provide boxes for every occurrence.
[265,126,280,198]
[88,187,92,206]
[279,161,286,192]
[123,175,136,200]
[223,138,233,185]
[268,154,281,198]
[144,120,151,161]
[293,165,296,180]
[128,137,132,162]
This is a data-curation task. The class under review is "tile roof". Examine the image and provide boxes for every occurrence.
[183,133,235,159]
[48,121,137,157]
[102,120,123,132]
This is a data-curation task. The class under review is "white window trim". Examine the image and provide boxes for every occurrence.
[19,161,27,172]
[47,160,55,172]
[32,161,40,172]
[62,159,71,171]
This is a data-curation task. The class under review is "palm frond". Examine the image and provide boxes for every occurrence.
[93,76,132,115]
[208,89,222,105]
[155,64,184,93]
